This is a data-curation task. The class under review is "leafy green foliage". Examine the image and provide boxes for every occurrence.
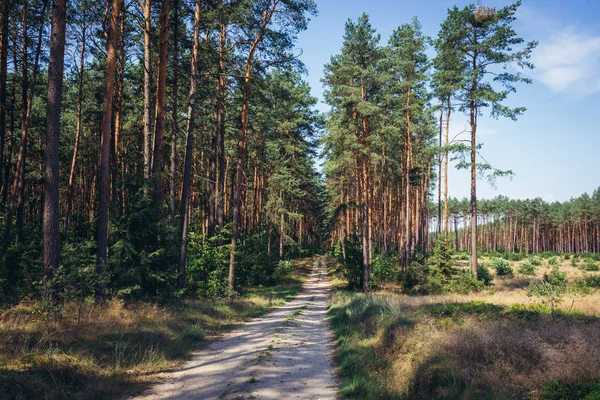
[490,257,513,276]
[581,259,599,272]
[518,260,537,276]
[403,236,488,295]
[528,267,567,310]
[371,253,398,284]
[529,257,542,267]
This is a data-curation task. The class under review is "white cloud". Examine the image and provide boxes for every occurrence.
[532,29,600,97]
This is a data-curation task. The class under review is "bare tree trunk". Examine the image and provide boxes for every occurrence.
[141,0,152,184]
[216,10,226,243]
[96,0,121,301]
[443,95,451,232]
[112,2,125,216]
[169,0,179,228]
[2,0,47,253]
[0,0,9,190]
[1,59,15,205]
[469,97,478,278]
[437,99,444,234]
[279,208,284,260]
[43,0,67,302]
[178,0,201,290]
[64,22,86,233]
[151,0,169,211]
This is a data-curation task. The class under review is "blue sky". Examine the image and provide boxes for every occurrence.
[295,0,600,202]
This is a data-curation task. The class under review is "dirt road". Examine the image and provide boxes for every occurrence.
[135,256,338,400]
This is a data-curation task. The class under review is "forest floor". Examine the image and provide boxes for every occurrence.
[0,259,315,400]
[133,256,338,400]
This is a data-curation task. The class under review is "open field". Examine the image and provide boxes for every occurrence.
[0,259,312,400]
[329,254,600,399]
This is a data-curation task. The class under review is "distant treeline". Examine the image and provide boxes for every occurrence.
[433,189,600,254]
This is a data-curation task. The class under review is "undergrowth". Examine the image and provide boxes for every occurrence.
[0,258,311,399]
[329,291,600,399]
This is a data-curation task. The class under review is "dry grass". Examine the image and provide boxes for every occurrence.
[371,256,600,314]
[0,258,312,399]
[329,255,600,399]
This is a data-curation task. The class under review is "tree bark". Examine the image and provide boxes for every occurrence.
[141,0,152,184]
[169,0,179,228]
[43,0,67,303]
[2,0,47,253]
[0,0,9,190]
[64,21,86,233]
[443,95,451,232]
[178,0,201,290]
[151,0,169,211]
[216,9,226,242]
[96,0,121,301]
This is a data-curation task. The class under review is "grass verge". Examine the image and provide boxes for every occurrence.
[329,291,600,400]
[0,258,312,400]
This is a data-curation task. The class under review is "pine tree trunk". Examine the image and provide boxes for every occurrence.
[178,0,201,290]
[0,0,9,190]
[141,0,152,184]
[43,0,67,303]
[64,23,86,233]
[96,0,121,301]
[443,96,451,232]
[216,13,226,243]
[169,0,179,228]
[437,99,444,234]
[151,0,169,211]
[469,96,478,278]
[2,0,47,253]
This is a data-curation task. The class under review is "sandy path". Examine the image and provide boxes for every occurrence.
[134,256,338,400]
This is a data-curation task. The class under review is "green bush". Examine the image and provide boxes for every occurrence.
[477,264,493,286]
[528,267,567,310]
[371,253,398,284]
[548,257,560,267]
[563,254,571,260]
[490,257,513,276]
[571,256,580,267]
[274,260,294,282]
[541,380,600,400]
[518,260,537,276]
[529,256,542,266]
[582,259,599,272]
[448,271,484,294]
[506,252,526,262]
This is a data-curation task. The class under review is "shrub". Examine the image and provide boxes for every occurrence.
[571,256,580,267]
[581,259,599,272]
[490,257,513,276]
[529,256,542,266]
[477,264,493,286]
[528,267,567,310]
[548,257,560,267]
[371,253,398,284]
[448,271,484,294]
[518,260,537,276]
[506,252,526,262]
[563,254,571,260]
[274,260,294,282]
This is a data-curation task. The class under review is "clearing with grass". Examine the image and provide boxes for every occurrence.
[1,0,600,399]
